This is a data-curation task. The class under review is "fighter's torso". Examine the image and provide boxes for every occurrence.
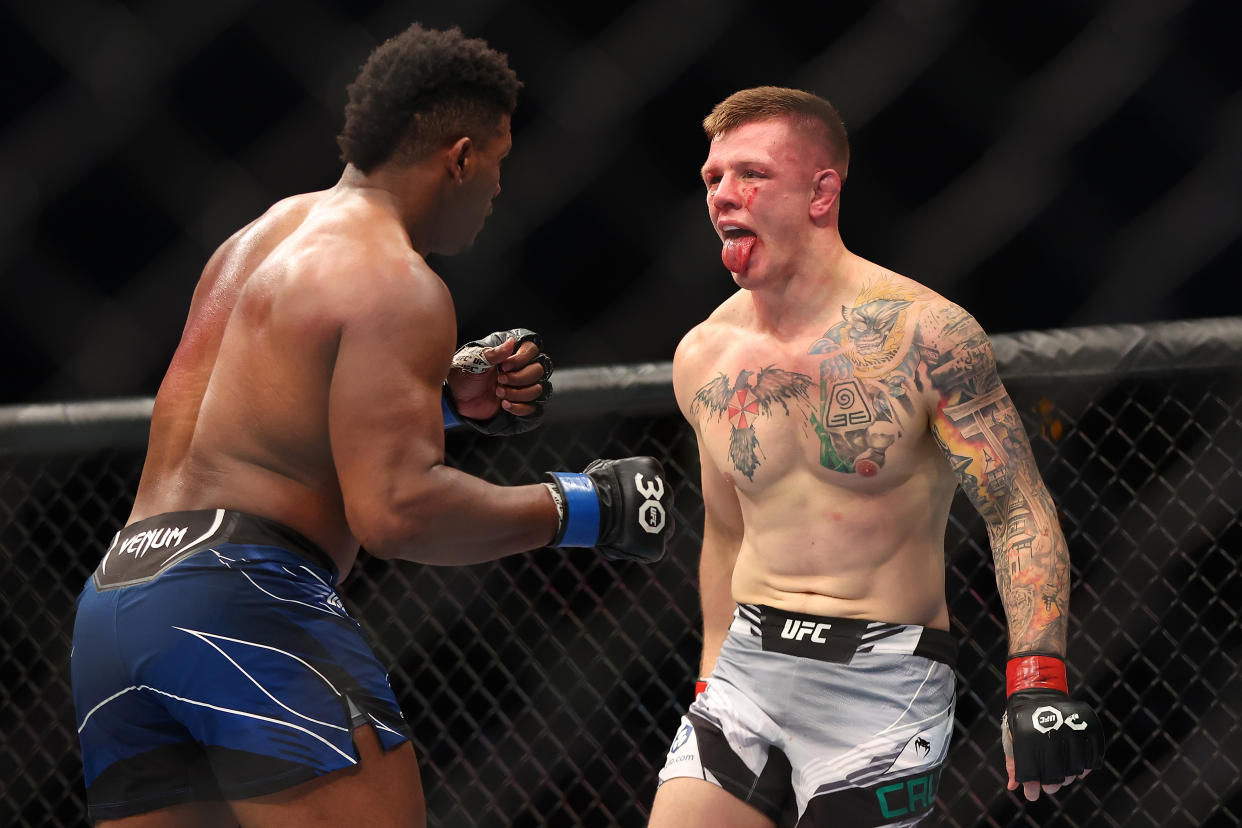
[129,189,415,575]
[683,273,959,627]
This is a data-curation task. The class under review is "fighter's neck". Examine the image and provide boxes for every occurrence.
[334,164,441,254]
[745,245,857,338]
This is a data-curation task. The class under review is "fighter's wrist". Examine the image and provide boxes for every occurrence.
[1006,652,1068,696]
[545,472,601,547]
[441,385,462,429]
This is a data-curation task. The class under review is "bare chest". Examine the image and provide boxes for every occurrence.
[689,328,935,495]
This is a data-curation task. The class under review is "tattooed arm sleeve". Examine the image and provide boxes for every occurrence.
[921,304,1070,657]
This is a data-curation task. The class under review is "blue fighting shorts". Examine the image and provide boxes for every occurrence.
[71,509,412,822]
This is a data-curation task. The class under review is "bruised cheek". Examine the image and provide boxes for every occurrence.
[741,186,757,209]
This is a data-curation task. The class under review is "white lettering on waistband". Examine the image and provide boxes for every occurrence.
[780,619,833,642]
[116,525,189,559]
[161,509,226,565]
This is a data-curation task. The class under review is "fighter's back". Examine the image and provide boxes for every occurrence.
[129,186,422,570]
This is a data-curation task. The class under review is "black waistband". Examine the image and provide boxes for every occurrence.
[736,603,957,667]
[92,509,336,591]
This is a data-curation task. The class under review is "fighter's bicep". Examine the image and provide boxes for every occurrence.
[920,304,1019,522]
[327,273,455,508]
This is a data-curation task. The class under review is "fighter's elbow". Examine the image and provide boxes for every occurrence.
[345,489,440,562]
[346,510,407,561]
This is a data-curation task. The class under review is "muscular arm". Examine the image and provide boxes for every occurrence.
[328,255,559,564]
[695,438,745,676]
[921,304,1069,656]
[674,329,745,677]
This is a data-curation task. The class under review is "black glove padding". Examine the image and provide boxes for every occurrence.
[1004,689,1103,785]
[447,328,552,436]
[545,457,673,562]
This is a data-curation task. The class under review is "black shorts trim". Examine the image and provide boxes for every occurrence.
[745,604,957,667]
[94,509,336,591]
[688,711,792,821]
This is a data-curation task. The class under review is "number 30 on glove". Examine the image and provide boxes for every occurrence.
[544,457,674,563]
[1002,653,1104,801]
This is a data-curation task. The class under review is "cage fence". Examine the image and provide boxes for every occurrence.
[1,318,1240,827]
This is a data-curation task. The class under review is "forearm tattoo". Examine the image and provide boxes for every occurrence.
[921,303,1069,654]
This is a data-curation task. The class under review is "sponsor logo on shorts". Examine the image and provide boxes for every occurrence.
[114,525,189,559]
[669,722,692,754]
[875,769,939,819]
[781,619,833,643]
[761,613,865,662]
[915,736,931,757]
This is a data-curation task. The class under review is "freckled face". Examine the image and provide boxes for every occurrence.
[701,118,818,287]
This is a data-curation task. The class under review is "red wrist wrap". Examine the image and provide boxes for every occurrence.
[1006,654,1068,696]
[694,680,708,698]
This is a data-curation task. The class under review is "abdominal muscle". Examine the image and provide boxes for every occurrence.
[729,472,955,631]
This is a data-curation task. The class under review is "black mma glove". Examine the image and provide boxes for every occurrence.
[1002,653,1103,797]
[544,457,674,563]
[442,328,553,436]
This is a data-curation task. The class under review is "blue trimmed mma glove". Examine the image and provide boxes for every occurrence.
[544,458,673,563]
[442,328,553,436]
[1002,654,1104,801]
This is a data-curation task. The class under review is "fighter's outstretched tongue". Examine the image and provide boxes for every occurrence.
[722,235,756,274]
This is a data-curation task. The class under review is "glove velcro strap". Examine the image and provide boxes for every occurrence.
[548,473,600,547]
[1006,653,1068,696]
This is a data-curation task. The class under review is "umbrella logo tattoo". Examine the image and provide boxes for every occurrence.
[691,366,812,480]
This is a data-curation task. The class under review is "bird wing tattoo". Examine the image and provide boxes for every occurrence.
[690,366,811,480]
[691,372,734,421]
[750,366,812,417]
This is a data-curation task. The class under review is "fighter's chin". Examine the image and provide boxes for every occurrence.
[730,264,765,288]
[442,231,484,256]
[432,241,470,257]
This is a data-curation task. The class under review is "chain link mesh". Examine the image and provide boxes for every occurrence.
[2,368,1240,827]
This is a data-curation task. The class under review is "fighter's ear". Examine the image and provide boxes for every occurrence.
[445,136,473,183]
[809,168,842,221]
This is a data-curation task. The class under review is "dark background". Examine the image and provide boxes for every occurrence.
[2,0,1240,405]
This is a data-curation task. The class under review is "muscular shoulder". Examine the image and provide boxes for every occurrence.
[325,243,448,322]
[676,291,753,361]
[834,267,989,357]
[672,294,748,416]
[273,198,451,329]
[913,295,992,361]
[912,295,1002,407]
